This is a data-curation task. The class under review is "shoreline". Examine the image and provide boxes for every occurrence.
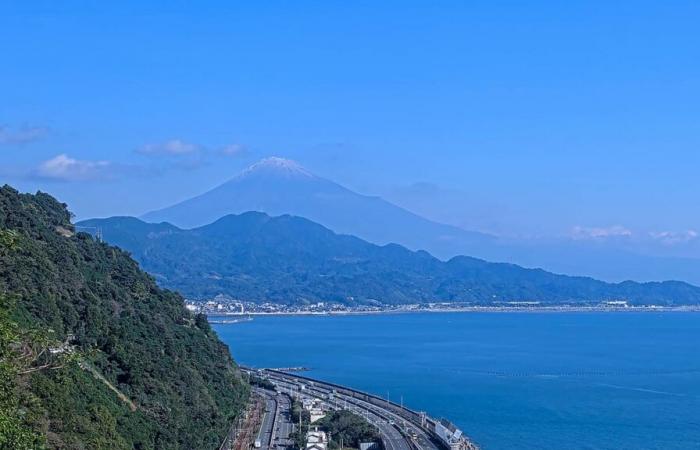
[206,305,700,318]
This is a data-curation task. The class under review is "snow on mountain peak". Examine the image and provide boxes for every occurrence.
[238,156,314,179]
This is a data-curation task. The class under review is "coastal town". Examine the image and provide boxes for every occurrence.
[185,295,696,317]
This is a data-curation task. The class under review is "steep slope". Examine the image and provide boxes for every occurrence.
[0,186,249,449]
[79,213,700,306]
[140,157,497,258]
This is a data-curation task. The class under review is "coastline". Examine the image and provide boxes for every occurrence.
[206,305,700,318]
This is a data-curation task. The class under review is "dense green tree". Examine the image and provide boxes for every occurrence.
[0,185,249,449]
[317,410,380,450]
[0,294,46,450]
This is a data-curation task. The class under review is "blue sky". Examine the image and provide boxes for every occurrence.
[1,1,699,241]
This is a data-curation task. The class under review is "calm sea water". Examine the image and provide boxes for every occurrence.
[213,312,700,449]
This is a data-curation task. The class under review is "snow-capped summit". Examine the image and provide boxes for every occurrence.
[237,156,314,180]
[141,156,495,259]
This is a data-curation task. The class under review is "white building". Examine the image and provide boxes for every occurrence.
[302,398,326,423]
[605,300,629,307]
[309,407,326,423]
[306,429,328,450]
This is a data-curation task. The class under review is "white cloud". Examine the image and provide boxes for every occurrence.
[649,230,699,245]
[570,225,633,240]
[0,125,49,145]
[220,143,247,157]
[137,139,250,164]
[34,154,113,181]
[137,139,201,156]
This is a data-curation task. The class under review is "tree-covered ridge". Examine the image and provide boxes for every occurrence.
[80,212,700,306]
[0,185,249,449]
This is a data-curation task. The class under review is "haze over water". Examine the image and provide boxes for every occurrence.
[215,312,700,450]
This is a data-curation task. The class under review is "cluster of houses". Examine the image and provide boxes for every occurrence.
[301,398,327,424]
[302,398,329,450]
[304,427,378,450]
[301,398,379,450]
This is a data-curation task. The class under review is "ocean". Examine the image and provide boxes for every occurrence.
[213,312,700,449]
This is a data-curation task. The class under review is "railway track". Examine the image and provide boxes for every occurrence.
[246,368,477,450]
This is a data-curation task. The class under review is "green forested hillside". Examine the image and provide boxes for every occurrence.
[0,185,249,449]
[79,213,700,306]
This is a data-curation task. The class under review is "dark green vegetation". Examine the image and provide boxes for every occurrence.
[317,410,380,450]
[0,186,249,449]
[249,374,275,391]
[288,400,379,450]
[80,213,700,305]
[289,398,312,449]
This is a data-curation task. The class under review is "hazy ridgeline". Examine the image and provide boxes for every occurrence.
[81,212,700,306]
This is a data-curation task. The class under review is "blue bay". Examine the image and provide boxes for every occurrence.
[214,312,700,450]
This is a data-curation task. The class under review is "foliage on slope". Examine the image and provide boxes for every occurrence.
[79,213,700,305]
[289,402,379,450]
[317,410,380,449]
[0,185,249,449]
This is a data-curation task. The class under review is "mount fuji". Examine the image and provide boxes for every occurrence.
[141,157,497,258]
[139,157,700,284]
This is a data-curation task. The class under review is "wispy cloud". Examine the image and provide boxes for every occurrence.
[0,125,49,145]
[220,143,248,157]
[135,138,249,173]
[32,154,113,182]
[649,230,699,245]
[137,138,248,158]
[137,139,202,156]
[570,225,633,240]
[15,137,249,182]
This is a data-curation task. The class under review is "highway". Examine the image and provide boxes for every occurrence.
[254,388,278,450]
[272,392,294,450]
[255,370,445,450]
[254,387,295,450]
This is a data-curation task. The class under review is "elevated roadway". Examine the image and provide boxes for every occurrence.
[244,368,477,450]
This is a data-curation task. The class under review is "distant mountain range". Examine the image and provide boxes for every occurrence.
[141,157,497,260]
[78,212,700,305]
[139,157,700,285]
